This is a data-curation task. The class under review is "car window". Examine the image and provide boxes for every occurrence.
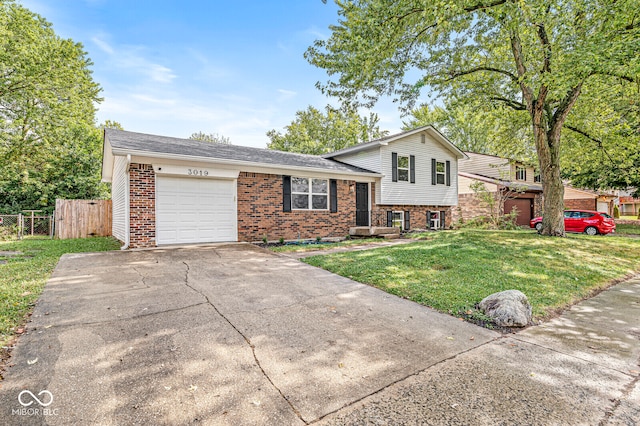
[580,212,595,218]
[564,211,572,218]
[600,213,612,218]
[571,211,582,218]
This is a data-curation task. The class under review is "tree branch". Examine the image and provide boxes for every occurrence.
[490,96,526,110]
[564,124,615,164]
[446,66,519,83]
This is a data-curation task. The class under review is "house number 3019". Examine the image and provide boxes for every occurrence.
[187,169,209,176]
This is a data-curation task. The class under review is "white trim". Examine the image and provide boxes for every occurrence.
[391,211,404,230]
[397,155,410,182]
[123,154,131,250]
[152,164,239,179]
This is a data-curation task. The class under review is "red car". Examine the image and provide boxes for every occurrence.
[530,210,616,235]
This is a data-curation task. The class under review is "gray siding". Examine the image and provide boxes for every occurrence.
[333,149,381,173]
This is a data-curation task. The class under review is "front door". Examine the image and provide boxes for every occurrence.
[355,183,369,226]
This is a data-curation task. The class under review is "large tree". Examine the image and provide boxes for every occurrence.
[0,1,103,213]
[307,0,639,236]
[403,102,534,160]
[267,104,388,155]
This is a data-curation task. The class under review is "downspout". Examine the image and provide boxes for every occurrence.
[121,154,132,250]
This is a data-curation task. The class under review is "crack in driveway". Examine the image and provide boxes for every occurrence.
[181,260,308,424]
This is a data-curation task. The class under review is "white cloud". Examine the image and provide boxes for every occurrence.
[91,36,114,55]
[91,36,176,84]
[277,89,297,102]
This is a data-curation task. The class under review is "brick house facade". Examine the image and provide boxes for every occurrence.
[103,127,465,249]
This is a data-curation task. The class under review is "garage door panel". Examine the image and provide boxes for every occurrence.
[156,176,237,245]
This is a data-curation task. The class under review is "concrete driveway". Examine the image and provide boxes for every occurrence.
[0,243,638,425]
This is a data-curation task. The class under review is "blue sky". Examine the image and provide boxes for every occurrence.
[20,0,414,148]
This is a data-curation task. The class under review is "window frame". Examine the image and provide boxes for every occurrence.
[515,165,526,181]
[435,161,446,185]
[391,211,404,230]
[397,155,410,182]
[290,177,329,211]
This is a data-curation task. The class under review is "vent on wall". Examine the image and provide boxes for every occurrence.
[421,134,426,144]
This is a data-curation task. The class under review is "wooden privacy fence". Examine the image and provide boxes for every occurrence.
[55,199,112,239]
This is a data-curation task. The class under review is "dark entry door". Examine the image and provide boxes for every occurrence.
[355,183,369,226]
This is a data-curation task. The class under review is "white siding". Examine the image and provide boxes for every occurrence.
[458,175,498,194]
[333,149,381,173]
[459,153,510,179]
[111,155,128,243]
[379,133,459,206]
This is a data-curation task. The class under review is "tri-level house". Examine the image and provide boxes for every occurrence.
[102,126,466,248]
[456,152,543,226]
[455,152,615,226]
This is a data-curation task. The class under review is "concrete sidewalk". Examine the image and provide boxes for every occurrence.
[0,244,638,425]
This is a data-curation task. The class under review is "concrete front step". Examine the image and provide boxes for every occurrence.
[349,226,401,237]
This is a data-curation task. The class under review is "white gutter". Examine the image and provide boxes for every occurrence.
[121,154,131,250]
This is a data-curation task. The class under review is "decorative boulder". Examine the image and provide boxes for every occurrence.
[478,290,532,327]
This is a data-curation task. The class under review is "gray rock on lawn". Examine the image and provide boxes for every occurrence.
[478,290,532,327]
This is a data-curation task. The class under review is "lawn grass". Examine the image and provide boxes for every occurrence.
[269,237,387,253]
[615,223,640,235]
[303,229,640,321]
[0,237,121,349]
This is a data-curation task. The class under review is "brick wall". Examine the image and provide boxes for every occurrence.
[237,172,357,241]
[371,205,452,229]
[129,163,156,248]
[452,191,543,224]
[565,198,596,211]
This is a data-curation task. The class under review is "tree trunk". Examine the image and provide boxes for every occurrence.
[535,125,566,236]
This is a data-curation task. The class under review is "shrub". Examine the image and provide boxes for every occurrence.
[279,237,285,244]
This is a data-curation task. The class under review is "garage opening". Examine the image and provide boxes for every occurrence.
[156,176,237,245]
[504,198,533,227]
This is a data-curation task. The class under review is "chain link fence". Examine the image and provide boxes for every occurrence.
[0,212,54,240]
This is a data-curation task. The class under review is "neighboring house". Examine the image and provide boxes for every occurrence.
[564,186,615,215]
[616,189,640,217]
[455,152,543,226]
[101,126,466,249]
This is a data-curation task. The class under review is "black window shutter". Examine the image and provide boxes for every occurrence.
[283,176,291,212]
[410,155,416,183]
[386,211,393,227]
[330,179,338,213]
[431,158,436,185]
[440,210,446,229]
[445,160,451,186]
[404,211,410,230]
[392,152,398,182]
[426,210,432,229]
[524,169,527,181]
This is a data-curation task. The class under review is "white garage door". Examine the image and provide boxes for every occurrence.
[156,176,237,245]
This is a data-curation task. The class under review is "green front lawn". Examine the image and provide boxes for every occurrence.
[0,237,121,349]
[303,230,640,322]
[615,223,640,235]
[269,237,387,253]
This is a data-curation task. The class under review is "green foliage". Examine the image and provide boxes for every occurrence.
[613,205,620,219]
[304,230,640,320]
[307,0,639,236]
[0,2,104,213]
[403,102,535,160]
[267,104,388,155]
[189,131,231,144]
[279,237,285,244]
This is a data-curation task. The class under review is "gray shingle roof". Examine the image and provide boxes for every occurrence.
[105,129,378,175]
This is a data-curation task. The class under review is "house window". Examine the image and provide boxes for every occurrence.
[534,172,541,183]
[436,161,446,185]
[397,155,409,182]
[516,166,526,181]
[392,211,404,229]
[291,177,328,210]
